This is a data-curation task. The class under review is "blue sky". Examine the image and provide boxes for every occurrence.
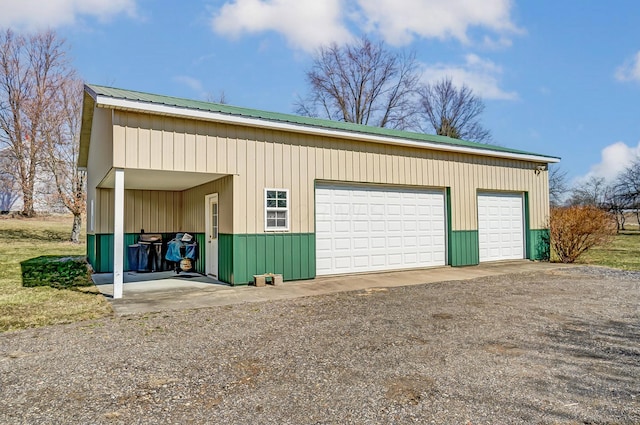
[2,0,640,184]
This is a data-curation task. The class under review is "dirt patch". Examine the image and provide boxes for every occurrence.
[386,375,436,405]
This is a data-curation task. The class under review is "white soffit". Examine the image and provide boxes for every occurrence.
[98,169,227,191]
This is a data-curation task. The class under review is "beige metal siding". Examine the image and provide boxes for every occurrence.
[182,175,233,233]
[86,107,114,234]
[111,110,550,234]
[87,108,113,188]
[112,110,238,175]
[95,178,237,235]
[123,190,183,233]
[96,188,113,234]
[95,188,183,234]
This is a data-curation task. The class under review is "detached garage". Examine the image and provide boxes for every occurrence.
[79,84,559,297]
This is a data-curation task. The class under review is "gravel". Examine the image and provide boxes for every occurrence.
[1,266,639,424]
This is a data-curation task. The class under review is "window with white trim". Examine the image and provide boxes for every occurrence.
[265,189,289,231]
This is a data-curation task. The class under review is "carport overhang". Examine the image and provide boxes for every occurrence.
[99,167,228,299]
[97,168,226,191]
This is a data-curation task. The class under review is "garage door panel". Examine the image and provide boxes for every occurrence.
[352,237,369,249]
[353,221,368,232]
[316,184,446,275]
[371,237,385,249]
[389,254,402,265]
[388,221,402,231]
[334,238,351,250]
[404,252,418,262]
[478,193,524,262]
[371,221,385,232]
[388,236,402,247]
[404,221,417,231]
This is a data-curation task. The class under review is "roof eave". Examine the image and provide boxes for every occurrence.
[93,94,560,164]
[77,88,97,168]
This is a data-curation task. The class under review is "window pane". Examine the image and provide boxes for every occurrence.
[266,189,288,230]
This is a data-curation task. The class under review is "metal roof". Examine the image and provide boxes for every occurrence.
[84,84,560,163]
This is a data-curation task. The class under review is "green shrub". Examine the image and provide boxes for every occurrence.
[21,255,92,289]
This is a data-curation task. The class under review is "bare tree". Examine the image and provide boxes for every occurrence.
[0,29,71,217]
[42,78,86,242]
[601,184,630,231]
[568,176,607,207]
[417,77,491,143]
[0,148,19,212]
[616,156,640,226]
[206,90,228,104]
[549,165,568,207]
[296,37,420,130]
[569,175,630,231]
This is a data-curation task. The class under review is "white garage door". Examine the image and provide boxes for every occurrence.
[315,184,446,275]
[478,192,525,262]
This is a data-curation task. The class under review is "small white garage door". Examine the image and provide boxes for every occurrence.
[478,192,525,262]
[315,184,446,275]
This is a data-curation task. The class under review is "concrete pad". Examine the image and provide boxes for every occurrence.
[95,261,575,316]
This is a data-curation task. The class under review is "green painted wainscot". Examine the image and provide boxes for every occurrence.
[445,187,480,267]
[528,229,550,261]
[87,233,206,274]
[87,229,549,284]
[219,233,316,285]
[449,230,480,266]
[445,228,551,267]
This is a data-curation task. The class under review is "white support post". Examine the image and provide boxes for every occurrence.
[113,169,125,299]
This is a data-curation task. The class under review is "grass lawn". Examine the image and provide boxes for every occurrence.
[0,215,112,332]
[1,215,638,333]
[577,230,640,270]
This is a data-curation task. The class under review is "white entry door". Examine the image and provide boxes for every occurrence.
[315,184,446,275]
[477,192,525,262]
[205,193,219,278]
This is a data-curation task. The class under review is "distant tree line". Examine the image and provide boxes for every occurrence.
[550,157,640,232]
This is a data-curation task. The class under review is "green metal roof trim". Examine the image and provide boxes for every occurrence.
[86,84,559,161]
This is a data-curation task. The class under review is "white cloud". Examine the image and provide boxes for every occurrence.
[355,0,518,46]
[210,0,518,51]
[174,76,205,97]
[615,51,640,82]
[0,0,136,30]
[482,35,513,50]
[421,54,518,100]
[581,141,640,183]
[211,0,352,52]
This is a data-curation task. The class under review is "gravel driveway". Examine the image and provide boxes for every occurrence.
[1,266,639,424]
